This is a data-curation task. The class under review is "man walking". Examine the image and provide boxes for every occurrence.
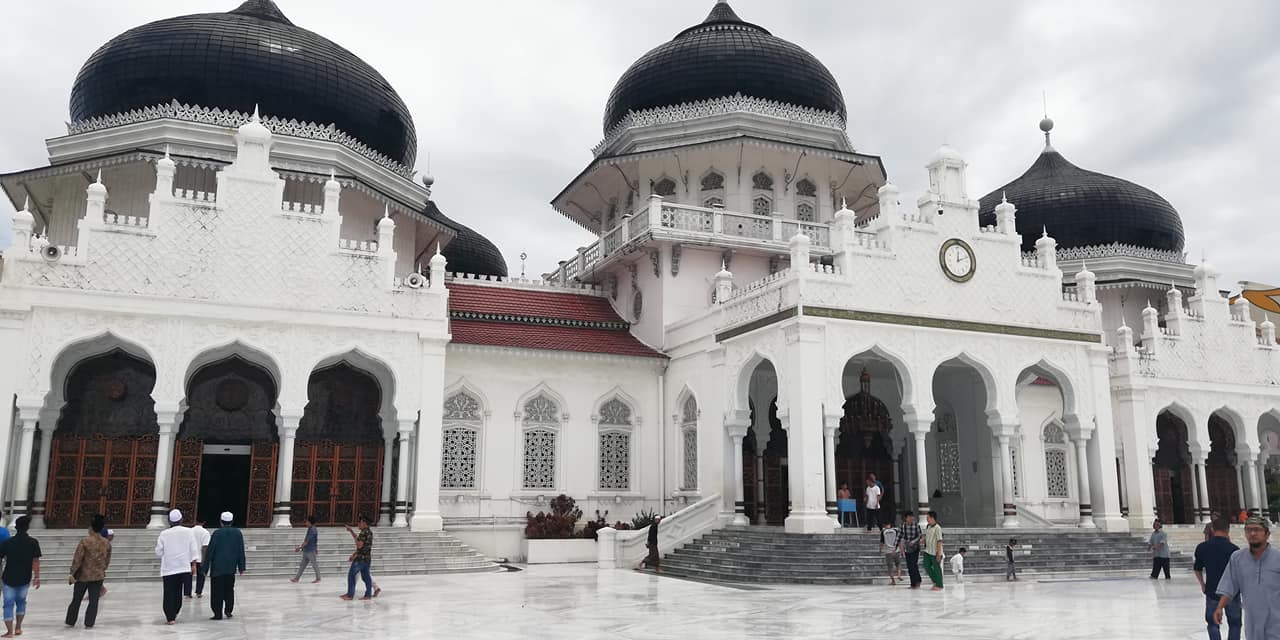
[342,515,375,601]
[185,519,211,599]
[642,516,662,572]
[1195,517,1240,640]
[1214,516,1280,639]
[900,512,923,589]
[0,516,40,638]
[65,514,111,629]
[154,509,199,625]
[864,476,883,532]
[922,511,944,591]
[1150,518,1171,579]
[292,514,321,583]
[204,512,246,620]
[878,519,902,585]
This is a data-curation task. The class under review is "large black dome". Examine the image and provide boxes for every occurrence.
[69,0,417,167]
[602,1,846,133]
[428,203,508,278]
[978,129,1185,254]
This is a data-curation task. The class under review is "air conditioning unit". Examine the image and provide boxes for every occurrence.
[41,244,62,263]
[404,272,427,289]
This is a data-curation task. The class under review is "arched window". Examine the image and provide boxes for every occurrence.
[441,390,482,490]
[795,177,817,222]
[701,171,724,191]
[597,398,633,491]
[934,410,961,494]
[1043,422,1070,498]
[796,202,815,222]
[521,394,560,490]
[752,172,774,190]
[653,177,676,198]
[752,171,774,216]
[796,178,817,197]
[753,195,773,217]
[701,170,725,208]
[680,395,698,490]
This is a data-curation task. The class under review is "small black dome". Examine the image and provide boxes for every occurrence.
[69,0,417,167]
[978,146,1185,254]
[428,202,507,278]
[602,1,846,133]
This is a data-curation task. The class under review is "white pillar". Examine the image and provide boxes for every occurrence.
[147,408,181,529]
[780,322,831,534]
[1258,459,1271,520]
[906,413,932,517]
[1113,387,1156,529]
[409,341,446,531]
[1236,462,1247,514]
[29,408,57,528]
[393,420,414,527]
[823,415,838,522]
[1196,460,1211,524]
[997,434,1020,527]
[1244,458,1261,516]
[378,430,395,526]
[1190,461,1203,521]
[0,320,22,527]
[272,416,300,527]
[9,408,40,518]
[726,417,749,526]
[1083,349,1125,530]
[1074,436,1096,528]
[1117,452,1130,516]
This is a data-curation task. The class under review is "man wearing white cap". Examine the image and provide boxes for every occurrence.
[203,511,246,621]
[154,509,199,625]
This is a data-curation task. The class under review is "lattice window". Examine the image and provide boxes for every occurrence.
[632,289,643,321]
[935,411,961,494]
[653,177,676,197]
[796,178,817,197]
[522,428,557,490]
[444,391,482,421]
[681,395,698,490]
[599,431,631,491]
[796,202,815,222]
[701,172,725,191]
[704,196,724,208]
[599,398,632,426]
[753,196,772,217]
[1043,423,1066,444]
[440,427,478,489]
[1046,449,1070,498]
[1010,446,1021,497]
[752,172,774,190]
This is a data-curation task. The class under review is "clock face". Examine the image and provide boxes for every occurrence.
[939,239,976,282]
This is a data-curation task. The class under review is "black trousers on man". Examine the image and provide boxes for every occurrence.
[905,549,922,587]
[184,563,206,597]
[209,574,236,619]
[162,573,187,622]
[865,508,881,531]
[1150,557,1171,579]
[65,580,103,628]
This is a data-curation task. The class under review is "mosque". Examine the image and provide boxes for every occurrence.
[1,0,1278,562]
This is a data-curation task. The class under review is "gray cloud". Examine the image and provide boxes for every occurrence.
[2,0,1277,289]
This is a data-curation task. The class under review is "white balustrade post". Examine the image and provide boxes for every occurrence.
[393,420,414,527]
[77,172,108,258]
[647,194,663,229]
[377,208,397,291]
[272,416,301,527]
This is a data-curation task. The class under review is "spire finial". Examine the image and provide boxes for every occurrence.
[1041,225,1048,238]
[164,144,171,159]
[840,197,848,210]
[1000,191,1008,204]
[22,196,30,212]
[435,242,442,257]
[329,168,336,181]
[382,205,389,219]
[251,104,261,122]
[95,169,103,184]
[1039,97,1054,149]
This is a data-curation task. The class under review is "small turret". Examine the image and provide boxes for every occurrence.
[429,243,448,290]
[994,192,1016,235]
[1262,314,1276,346]
[1141,300,1160,353]
[1035,227,1057,272]
[1075,261,1096,304]
[714,260,734,304]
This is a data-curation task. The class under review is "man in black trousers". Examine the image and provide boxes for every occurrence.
[204,511,246,620]
[899,511,924,589]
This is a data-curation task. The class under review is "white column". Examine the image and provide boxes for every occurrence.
[147,407,181,529]
[393,420,413,527]
[780,322,831,534]
[1236,462,1248,514]
[1258,459,1271,520]
[906,413,932,517]
[1113,387,1156,529]
[0,319,22,527]
[1196,460,1212,524]
[29,408,58,528]
[409,341,446,531]
[1244,458,1261,516]
[272,416,300,527]
[378,430,395,526]
[1117,452,1130,516]
[1083,348,1125,530]
[1074,436,1096,528]
[9,408,40,518]
[727,421,749,526]
[997,434,1019,527]
[823,415,838,522]
[1190,461,1203,521]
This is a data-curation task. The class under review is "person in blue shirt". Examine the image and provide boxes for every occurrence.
[291,515,320,584]
[1195,517,1240,640]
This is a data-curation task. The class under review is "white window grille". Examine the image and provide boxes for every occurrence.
[441,391,482,489]
[796,202,815,222]
[681,395,698,490]
[935,411,961,494]
[597,397,634,491]
[521,394,560,490]
[1044,423,1070,498]
[753,196,772,217]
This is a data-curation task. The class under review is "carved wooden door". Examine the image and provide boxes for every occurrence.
[170,438,203,525]
[291,442,384,526]
[1206,465,1241,519]
[1153,466,1173,523]
[46,435,157,528]
[246,442,277,527]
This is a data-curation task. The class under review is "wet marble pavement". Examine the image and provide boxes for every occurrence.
[27,565,1207,639]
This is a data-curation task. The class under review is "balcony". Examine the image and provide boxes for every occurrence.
[549,196,831,283]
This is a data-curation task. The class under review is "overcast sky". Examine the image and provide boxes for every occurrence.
[1,0,1278,287]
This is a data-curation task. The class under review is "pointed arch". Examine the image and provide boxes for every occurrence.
[652,175,677,198]
[515,383,566,492]
[45,331,158,409]
[834,344,915,412]
[733,351,781,415]
[1013,357,1081,422]
[182,340,284,406]
[675,385,699,491]
[927,351,1002,415]
[592,386,641,427]
[441,378,488,492]
[308,347,398,429]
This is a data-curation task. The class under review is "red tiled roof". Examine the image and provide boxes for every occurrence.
[445,283,664,359]
[447,283,622,322]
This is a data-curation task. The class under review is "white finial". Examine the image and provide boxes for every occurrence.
[1081,260,1088,272]
[95,169,103,184]
[252,104,261,122]
[840,197,848,210]
[329,168,336,181]
[1145,298,1153,310]
[22,196,30,212]
[382,205,389,219]
[1120,314,1128,329]
[435,242,442,257]
[1041,225,1047,238]
[1000,191,1007,204]
[164,144,171,159]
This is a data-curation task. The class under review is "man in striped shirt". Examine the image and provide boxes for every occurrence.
[900,512,923,589]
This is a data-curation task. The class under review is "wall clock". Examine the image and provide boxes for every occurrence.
[939,238,976,283]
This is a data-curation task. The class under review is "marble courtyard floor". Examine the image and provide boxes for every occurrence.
[28,565,1207,639]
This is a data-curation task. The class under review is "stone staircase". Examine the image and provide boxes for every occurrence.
[24,527,498,582]
[1160,524,1211,556]
[660,526,1192,585]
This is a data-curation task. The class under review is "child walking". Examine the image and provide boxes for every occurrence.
[878,520,902,585]
[949,547,967,583]
[1006,538,1018,581]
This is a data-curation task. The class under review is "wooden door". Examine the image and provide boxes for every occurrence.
[1154,466,1173,523]
[763,454,789,525]
[1206,465,1241,519]
[170,438,204,525]
[291,441,383,526]
[46,435,157,528]
[246,442,277,527]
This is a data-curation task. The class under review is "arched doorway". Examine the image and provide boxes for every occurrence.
[1153,411,1194,524]
[1205,414,1240,519]
[760,399,789,525]
[172,355,279,527]
[836,369,895,523]
[929,357,998,527]
[291,362,385,526]
[46,349,159,528]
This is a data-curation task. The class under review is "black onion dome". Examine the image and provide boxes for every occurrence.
[426,202,507,278]
[978,144,1185,254]
[69,0,417,167]
[602,1,846,133]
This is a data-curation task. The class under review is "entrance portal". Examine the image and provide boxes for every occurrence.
[198,445,251,527]
[1153,412,1195,524]
[836,369,896,522]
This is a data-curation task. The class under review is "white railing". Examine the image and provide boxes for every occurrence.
[338,239,378,253]
[1020,253,1041,268]
[175,189,216,203]
[103,213,149,228]
[780,220,830,247]
[660,203,714,233]
[852,230,886,251]
[720,211,773,241]
[281,201,322,215]
[596,493,723,569]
